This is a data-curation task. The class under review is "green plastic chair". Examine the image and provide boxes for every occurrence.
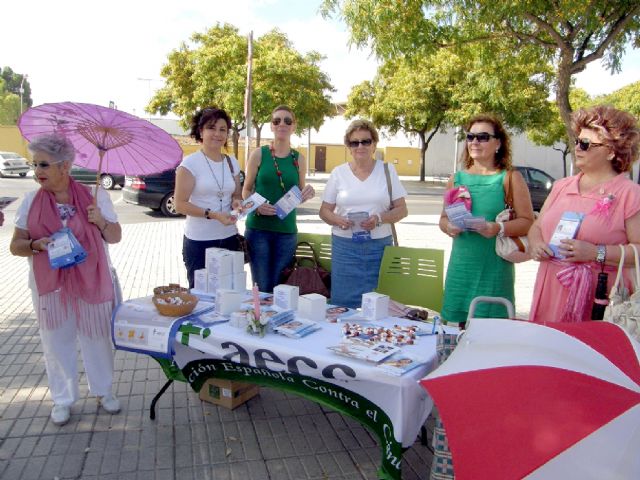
[376,246,444,312]
[295,232,332,272]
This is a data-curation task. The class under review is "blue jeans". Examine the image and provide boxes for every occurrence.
[182,235,240,289]
[330,234,392,308]
[245,228,297,293]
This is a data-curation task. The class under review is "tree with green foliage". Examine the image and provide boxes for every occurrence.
[599,81,640,118]
[346,44,553,180]
[0,67,32,125]
[527,89,592,178]
[323,0,640,146]
[148,23,335,157]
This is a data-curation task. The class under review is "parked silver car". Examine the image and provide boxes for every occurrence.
[0,151,30,177]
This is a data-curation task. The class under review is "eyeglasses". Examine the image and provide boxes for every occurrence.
[575,138,606,151]
[29,161,60,169]
[347,138,373,148]
[272,117,293,126]
[465,132,497,143]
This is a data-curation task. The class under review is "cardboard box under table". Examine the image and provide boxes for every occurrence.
[199,378,260,409]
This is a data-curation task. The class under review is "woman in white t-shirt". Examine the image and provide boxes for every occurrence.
[320,120,408,307]
[175,108,244,288]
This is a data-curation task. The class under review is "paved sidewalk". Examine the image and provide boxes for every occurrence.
[0,189,538,479]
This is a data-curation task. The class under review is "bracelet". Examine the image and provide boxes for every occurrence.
[376,213,383,227]
[204,208,211,220]
[29,239,39,254]
[497,221,505,237]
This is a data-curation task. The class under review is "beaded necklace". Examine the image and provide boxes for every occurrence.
[269,143,299,192]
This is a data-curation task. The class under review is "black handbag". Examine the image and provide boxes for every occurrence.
[281,242,331,297]
[236,234,250,263]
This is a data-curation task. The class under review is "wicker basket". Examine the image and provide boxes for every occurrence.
[153,284,189,296]
[152,292,198,317]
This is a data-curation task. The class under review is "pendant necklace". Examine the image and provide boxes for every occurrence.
[202,150,225,209]
[269,142,299,192]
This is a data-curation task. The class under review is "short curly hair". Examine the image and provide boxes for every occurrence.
[28,134,76,164]
[343,119,379,146]
[572,105,640,173]
[460,113,512,170]
[190,107,232,145]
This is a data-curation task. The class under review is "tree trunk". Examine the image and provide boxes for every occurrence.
[231,127,240,158]
[418,120,443,182]
[555,52,575,170]
[254,123,263,148]
[419,131,427,182]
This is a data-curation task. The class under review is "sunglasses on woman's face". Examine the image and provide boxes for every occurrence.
[575,138,606,151]
[272,117,293,126]
[29,161,60,169]
[347,138,373,148]
[465,132,496,143]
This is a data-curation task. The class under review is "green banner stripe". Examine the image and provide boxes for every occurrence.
[183,358,404,480]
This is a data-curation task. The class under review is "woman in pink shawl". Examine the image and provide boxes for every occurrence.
[9,134,122,426]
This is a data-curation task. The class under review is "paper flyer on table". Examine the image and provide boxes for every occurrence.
[232,192,267,220]
[274,185,302,219]
[0,197,18,210]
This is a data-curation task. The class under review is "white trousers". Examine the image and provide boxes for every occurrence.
[34,291,115,406]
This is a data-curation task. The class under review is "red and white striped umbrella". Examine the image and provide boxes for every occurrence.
[420,319,640,480]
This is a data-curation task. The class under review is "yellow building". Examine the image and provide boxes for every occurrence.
[0,125,424,174]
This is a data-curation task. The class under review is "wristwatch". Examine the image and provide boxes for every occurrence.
[596,245,606,264]
[204,208,211,220]
[375,213,383,227]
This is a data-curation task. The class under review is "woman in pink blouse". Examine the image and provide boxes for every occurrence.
[529,105,640,322]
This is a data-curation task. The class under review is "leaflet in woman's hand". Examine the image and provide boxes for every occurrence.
[275,185,302,219]
[550,211,584,258]
[232,193,266,219]
[444,203,486,230]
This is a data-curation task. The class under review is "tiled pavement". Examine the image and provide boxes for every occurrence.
[0,177,539,479]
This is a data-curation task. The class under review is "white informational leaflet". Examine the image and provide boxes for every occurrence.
[550,211,584,258]
[348,211,371,242]
[444,203,486,230]
[0,197,18,210]
[232,192,267,220]
[274,185,302,219]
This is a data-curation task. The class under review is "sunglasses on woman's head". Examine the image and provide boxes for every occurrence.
[347,138,373,148]
[465,132,496,143]
[575,138,606,151]
[272,117,293,126]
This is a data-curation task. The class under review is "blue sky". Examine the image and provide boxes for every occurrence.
[1,0,637,121]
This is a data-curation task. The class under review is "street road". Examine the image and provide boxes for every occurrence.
[0,174,444,235]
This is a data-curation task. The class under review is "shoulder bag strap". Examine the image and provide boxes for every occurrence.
[383,162,399,247]
[224,154,235,175]
[504,169,514,209]
[609,245,626,296]
[630,244,640,288]
[295,241,321,268]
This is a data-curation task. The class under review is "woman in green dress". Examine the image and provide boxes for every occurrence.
[439,114,534,326]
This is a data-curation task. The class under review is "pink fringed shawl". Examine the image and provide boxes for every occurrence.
[27,179,114,335]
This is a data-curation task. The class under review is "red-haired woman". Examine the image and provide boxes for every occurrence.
[529,105,640,322]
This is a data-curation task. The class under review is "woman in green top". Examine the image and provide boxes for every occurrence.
[242,105,315,292]
[439,114,534,326]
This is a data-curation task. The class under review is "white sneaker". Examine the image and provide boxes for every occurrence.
[98,394,121,414]
[51,405,71,425]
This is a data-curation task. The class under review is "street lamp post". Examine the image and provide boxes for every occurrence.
[19,75,28,115]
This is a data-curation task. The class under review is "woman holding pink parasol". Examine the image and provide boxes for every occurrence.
[9,134,122,426]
